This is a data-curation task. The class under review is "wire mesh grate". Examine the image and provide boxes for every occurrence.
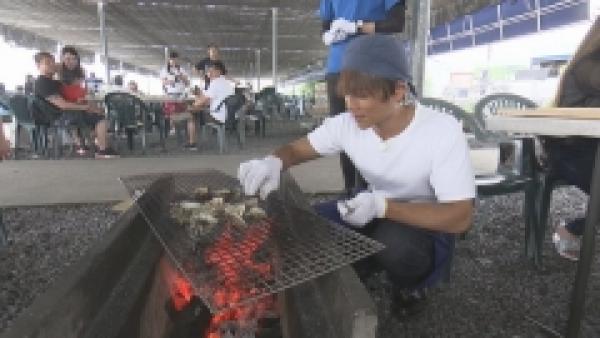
[120,170,384,313]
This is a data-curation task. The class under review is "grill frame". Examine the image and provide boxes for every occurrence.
[120,170,385,313]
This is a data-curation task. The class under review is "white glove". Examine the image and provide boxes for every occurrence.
[322,29,348,46]
[337,191,387,227]
[331,18,359,35]
[238,155,283,200]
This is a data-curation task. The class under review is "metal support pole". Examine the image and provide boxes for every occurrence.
[55,43,62,60]
[256,49,261,91]
[410,0,430,98]
[164,46,169,65]
[98,0,109,86]
[272,7,278,91]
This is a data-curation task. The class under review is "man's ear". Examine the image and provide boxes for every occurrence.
[392,81,407,102]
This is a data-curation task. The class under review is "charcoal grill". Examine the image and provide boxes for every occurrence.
[120,170,385,313]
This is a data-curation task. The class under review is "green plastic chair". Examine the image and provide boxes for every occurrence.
[420,97,541,265]
[474,93,538,130]
[104,92,147,152]
[31,96,94,158]
[9,95,38,159]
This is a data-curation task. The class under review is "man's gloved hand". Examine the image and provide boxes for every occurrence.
[331,18,359,35]
[238,155,283,200]
[322,29,348,46]
[337,191,387,227]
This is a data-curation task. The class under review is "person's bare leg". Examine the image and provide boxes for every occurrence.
[95,120,108,151]
[187,116,196,145]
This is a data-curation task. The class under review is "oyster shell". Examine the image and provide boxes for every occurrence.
[187,211,219,240]
[193,186,211,201]
[244,206,267,222]
[222,203,247,226]
[212,188,232,201]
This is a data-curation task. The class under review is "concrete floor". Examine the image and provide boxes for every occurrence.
[0,154,343,207]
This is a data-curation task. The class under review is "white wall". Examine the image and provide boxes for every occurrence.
[424,19,597,106]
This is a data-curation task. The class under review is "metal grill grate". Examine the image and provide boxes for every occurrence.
[120,170,384,313]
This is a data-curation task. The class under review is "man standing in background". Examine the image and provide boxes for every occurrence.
[320,0,406,196]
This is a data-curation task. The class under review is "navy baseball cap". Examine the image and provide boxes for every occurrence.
[341,34,415,94]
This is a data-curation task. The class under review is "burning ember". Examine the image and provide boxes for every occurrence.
[164,218,278,338]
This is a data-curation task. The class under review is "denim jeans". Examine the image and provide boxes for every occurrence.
[545,138,598,236]
[313,199,453,290]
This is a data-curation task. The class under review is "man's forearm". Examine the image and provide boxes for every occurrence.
[384,199,473,233]
[273,137,320,171]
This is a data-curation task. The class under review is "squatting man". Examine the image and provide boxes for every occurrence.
[238,34,476,316]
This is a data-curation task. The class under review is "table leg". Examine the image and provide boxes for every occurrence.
[565,143,600,337]
[520,138,541,266]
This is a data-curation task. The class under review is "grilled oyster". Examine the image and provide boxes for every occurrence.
[212,188,232,201]
[187,211,219,240]
[244,206,267,222]
[222,203,247,226]
[193,186,211,201]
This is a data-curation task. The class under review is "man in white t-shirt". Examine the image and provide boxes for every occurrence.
[186,60,235,150]
[237,35,475,317]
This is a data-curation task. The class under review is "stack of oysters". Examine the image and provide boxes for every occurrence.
[170,186,268,243]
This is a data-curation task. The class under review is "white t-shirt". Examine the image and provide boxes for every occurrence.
[307,104,476,203]
[204,76,234,123]
[160,66,188,95]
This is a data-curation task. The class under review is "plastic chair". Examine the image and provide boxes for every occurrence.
[474,93,538,131]
[8,95,38,159]
[30,96,93,158]
[104,92,147,152]
[420,97,541,265]
[201,94,247,153]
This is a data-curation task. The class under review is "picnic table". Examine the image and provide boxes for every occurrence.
[487,108,600,338]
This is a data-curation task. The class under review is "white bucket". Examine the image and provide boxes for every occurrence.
[469,147,500,176]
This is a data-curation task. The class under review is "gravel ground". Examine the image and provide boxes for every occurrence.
[0,204,119,332]
[1,188,599,337]
[364,186,600,338]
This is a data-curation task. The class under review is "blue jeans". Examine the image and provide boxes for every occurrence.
[313,200,453,290]
[545,138,598,236]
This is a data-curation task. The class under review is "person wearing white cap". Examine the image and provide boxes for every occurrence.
[238,35,475,317]
[320,0,406,197]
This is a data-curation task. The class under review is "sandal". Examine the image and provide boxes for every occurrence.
[552,221,581,261]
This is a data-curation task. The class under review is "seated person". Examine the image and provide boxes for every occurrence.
[34,52,118,159]
[185,60,235,150]
[58,46,87,103]
[237,35,475,317]
[549,18,600,261]
[128,80,143,96]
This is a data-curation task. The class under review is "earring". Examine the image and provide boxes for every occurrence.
[400,91,416,107]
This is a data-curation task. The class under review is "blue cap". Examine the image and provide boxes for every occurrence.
[341,34,413,88]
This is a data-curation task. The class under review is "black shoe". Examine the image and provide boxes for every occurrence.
[391,288,428,320]
[95,148,120,159]
[183,143,197,151]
